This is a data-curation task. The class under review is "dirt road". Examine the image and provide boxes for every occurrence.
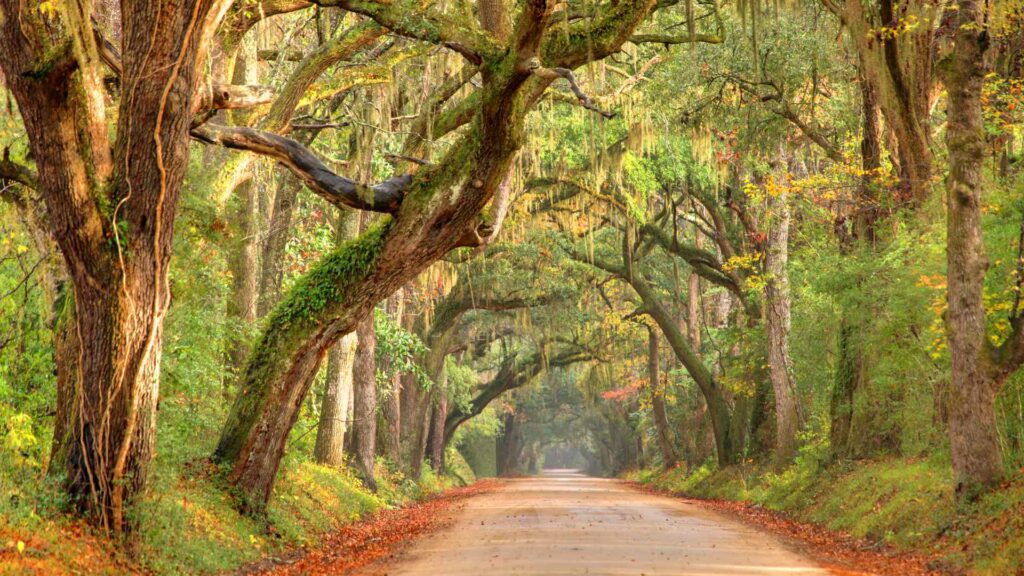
[356,469,830,575]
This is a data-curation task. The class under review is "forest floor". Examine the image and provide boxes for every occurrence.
[0,457,474,575]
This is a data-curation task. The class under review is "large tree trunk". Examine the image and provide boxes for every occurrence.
[409,393,434,480]
[313,333,357,467]
[350,315,379,491]
[213,0,657,513]
[647,329,677,468]
[831,72,882,460]
[944,0,1003,499]
[496,411,524,476]
[1,0,222,533]
[764,180,799,466]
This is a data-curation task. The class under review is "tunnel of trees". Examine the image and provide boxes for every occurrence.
[1,0,1023,569]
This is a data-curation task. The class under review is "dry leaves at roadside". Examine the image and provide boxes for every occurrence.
[241,480,501,576]
[627,482,946,576]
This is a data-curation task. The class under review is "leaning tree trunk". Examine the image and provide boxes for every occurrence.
[213,0,658,513]
[629,274,738,466]
[764,180,799,466]
[944,0,1004,500]
[313,333,357,467]
[350,315,379,491]
[648,329,678,468]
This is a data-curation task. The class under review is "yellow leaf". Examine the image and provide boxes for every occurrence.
[16,541,24,554]
[16,245,27,254]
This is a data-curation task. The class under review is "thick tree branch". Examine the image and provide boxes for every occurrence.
[310,0,501,64]
[0,158,40,191]
[192,125,410,213]
[443,347,592,441]
[630,33,723,45]
[532,65,617,118]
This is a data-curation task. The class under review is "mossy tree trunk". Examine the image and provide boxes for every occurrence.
[942,0,1018,500]
[212,0,662,514]
[0,0,233,534]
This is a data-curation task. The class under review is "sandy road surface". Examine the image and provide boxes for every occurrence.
[356,469,830,575]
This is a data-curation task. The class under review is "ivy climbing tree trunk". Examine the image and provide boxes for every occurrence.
[212,0,661,514]
[0,0,232,534]
[831,70,882,461]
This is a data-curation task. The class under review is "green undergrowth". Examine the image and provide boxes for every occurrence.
[629,446,1024,574]
[1,386,471,576]
[2,452,467,576]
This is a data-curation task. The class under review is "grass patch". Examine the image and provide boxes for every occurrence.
[633,448,1024,574]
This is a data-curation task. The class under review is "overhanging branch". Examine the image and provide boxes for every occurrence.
[532,65,616,119]
[191,125,410,213]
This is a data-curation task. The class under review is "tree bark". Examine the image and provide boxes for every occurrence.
[497,410,524,476]
[764,180,799,466]
[628,274,738,466]
[428,371,449,472]
[830,0,936,205]
[379,288,405,463]
[943,0,1003,499]
[314,211,361,467]
[350,314,379,491]
[313,333,357,467]
[1,0,225,533]
[257,177,301,318]
[224,178,261,389]
[648,328,678,468]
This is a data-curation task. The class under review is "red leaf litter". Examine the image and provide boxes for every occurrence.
[239,480,501,576]
[627,481,945,576]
